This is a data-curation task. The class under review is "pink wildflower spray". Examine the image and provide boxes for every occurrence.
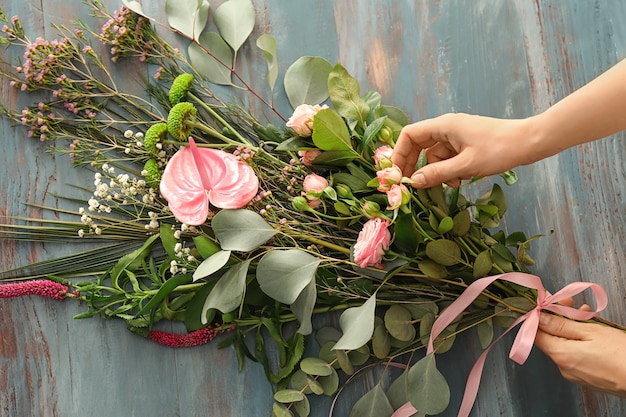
[148,324,235,348]
[0,279,69,300]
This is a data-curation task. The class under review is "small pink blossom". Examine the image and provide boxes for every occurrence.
[298,149,322,166]
[376,165,403,192]
[286,104,328,136]
[302,173,328,200]
[373,145,394,169]
[149,324,234,348]
[160,138,259,225]
[353,218,391,268]
[0,280,69,300]
[386,184,410,210]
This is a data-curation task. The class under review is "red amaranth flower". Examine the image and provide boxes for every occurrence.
[148,324,234,348]
[0,279,69,300]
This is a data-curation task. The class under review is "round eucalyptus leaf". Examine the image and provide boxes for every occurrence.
[272,402,293,417]
[334,349,354,375]
[418,259,448,279]
[419,312,435,346]
[384,304,416,342]
[212,209,277,251]
[213,0,255,52]
[289,370,313,394]
[407,354,450,415]
[372,324,391,359]
[274,389,305,403]
[315,326,342,347]
[306,376,325,395]
[477,318,494,349]
[257,249,320,305]
[318,340,338,365]
[300,357,332,377]
[318,367,339,396]
[348,345,370,366]
[404,302,439,320]
[293,395,311,416]
[284,56,332,108]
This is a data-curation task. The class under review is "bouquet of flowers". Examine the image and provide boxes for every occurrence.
[0,1,612,416]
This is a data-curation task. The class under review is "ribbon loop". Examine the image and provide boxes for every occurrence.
[426,272,607,417]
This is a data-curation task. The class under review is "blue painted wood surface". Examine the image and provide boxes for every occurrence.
[2,1,626,416]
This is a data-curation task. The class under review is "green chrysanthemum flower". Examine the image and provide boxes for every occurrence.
[143,122,168,157]
[168,73,194,105]
[167,102,197,140]
[143,158,161,189]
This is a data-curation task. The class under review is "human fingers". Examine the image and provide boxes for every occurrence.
[392,117,450,177]
[537,313,592,340]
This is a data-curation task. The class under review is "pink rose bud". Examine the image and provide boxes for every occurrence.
[353,218,391,268]
[362,200,381,218]
[298,149,322,166]
[302,173,329,200]
[286,104,329,136]
[373,145,394,170]
[386,184,410,210]
[376,165,403,192]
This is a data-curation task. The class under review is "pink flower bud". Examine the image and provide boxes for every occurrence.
[298,149,322,166]
[373,145,393,169]
[376,165,403,192]
[353,218,391,268]
[302,173,328,199]
[286,104,329,136]
[386,184,410,210]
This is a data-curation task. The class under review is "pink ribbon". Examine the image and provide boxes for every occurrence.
[427,272,608,417]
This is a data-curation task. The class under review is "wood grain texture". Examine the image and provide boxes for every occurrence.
[2,0,626,416]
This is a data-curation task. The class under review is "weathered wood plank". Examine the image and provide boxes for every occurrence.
[2,1,626,416]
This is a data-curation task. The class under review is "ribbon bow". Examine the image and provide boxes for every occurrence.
[427,272,608,417]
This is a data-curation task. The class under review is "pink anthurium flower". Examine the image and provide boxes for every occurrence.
[160,138,259,225]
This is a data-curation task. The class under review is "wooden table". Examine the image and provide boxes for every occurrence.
[2,1,626,416]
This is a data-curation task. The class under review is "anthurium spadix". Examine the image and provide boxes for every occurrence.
[160,138,259,225]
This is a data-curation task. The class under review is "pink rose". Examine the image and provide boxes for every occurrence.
[160,138,259,225]
[298,149,322,166]
[302,173,328,199]
[376,165,403,192]
[286,104,328,136]
[353,218,391,268]
[373,145,393,169]
[386,184,410,210]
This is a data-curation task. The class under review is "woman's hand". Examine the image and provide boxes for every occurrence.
[391,113,539,188]
[535,312,626,397]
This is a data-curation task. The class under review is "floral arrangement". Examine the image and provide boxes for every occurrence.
[0,1,613,416]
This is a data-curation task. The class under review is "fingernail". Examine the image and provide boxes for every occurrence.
[411,173,426,187]
[539,313,551,327]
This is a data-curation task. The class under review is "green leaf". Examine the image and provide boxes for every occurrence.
[477,318,494,349]
[332,173,369,193]
[438,216,454,234]
[417,260,448,279]
[291,280,317,335]
[308,150,357,166]
[192,249,232,281]
[201,260,250,320]
[184,281,216,331]
[192,235,221,259]
[110,234,159,289]
[312,108,352,151]
[393,213,420,255]
[372,323,391,359]
[473,250,493,278]
[384,305,416,342]
[166,0,209,40]
[499,169,518,185]
[492,242,516,262]
[451,210,471,236]
[328,63,370,127]
[293,395,311,416]
[407,354,451,415]
[361,116,388,149]
[300,357,333,377]
[212,209,277,251]
[386,369,410,409]
[188,31,233,85]
[136,273,192,316]
[349,383,394,417]
[272,402,293,417]
[332,294,376,350]
[274,389,305,403]
[425,239,462,266]
[256,249,320,305]
[121,0,148,17]
[213,0,255,52]
[284,56,333,108]
[159,223,178,260]
[256,34,278,91]
[318,367,340,396]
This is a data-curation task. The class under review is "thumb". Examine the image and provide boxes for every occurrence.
[538,313,590,340]
[409,155,467,188]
